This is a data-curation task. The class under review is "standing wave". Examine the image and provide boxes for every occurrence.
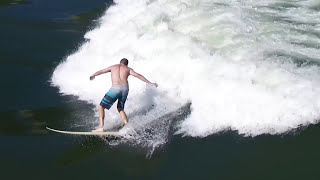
[52,0,320,139]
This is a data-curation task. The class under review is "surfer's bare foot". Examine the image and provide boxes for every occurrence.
[92,127,104,132]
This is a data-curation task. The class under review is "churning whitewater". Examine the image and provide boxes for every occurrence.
[52,0,320,138]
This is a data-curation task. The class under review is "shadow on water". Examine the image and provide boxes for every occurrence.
[0,0,31,6]
[67,7,107,23]
[0,96,95,136]
[56,137,109,166]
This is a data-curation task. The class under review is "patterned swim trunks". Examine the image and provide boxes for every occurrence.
[100,85,129,112]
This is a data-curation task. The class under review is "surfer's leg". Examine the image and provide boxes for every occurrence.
[99,105,105,126]
[92,105,105,132]
[119,110,128,124]
[117,86,129,124]
[94,88,119,132]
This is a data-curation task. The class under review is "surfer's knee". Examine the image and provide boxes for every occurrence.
[117,107,124,113]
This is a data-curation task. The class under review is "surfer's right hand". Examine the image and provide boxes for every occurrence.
[90,75,95,80]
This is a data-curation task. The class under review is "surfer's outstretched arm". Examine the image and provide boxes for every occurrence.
[90,66,112,80]
[129,68,158,87]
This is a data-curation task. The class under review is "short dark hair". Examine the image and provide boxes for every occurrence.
[120,58,128,66]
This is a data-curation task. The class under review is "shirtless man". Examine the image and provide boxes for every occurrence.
[89,58,158,132]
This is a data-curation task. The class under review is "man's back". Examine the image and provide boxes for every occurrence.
[89,59,157,87]
[110,64,130,85]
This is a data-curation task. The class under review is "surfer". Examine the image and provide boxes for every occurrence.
[89,58,158,132]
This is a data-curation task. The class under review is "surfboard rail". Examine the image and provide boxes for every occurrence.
[46,127,121,136]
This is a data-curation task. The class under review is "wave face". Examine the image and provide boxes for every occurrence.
[52,0,320,140]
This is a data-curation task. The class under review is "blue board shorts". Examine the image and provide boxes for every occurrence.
[100,85,129,112]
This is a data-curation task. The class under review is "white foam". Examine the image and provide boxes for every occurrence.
[52,0,320,139]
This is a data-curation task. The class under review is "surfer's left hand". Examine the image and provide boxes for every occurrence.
[90,75,95,80]
[151,83,158,88]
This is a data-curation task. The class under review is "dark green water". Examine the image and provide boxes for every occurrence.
[1,0,320,179]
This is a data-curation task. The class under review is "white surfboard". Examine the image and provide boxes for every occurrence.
[46,127,121,136]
